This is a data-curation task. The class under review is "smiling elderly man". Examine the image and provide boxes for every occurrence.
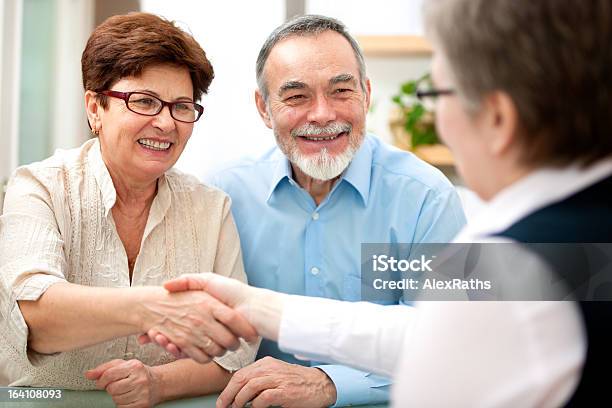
[207,15,467,408]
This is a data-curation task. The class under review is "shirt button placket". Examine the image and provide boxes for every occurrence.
[305,207,324,297]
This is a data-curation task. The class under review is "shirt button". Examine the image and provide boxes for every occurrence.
[310,267,320,275]
[312,212,320,220]
[124,352,135,359]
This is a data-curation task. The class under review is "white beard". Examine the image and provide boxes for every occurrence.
[288,144,358,181]
[274,121,364,181]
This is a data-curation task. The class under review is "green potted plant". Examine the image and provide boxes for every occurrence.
[391,73,438,146]
[390,73,453,166]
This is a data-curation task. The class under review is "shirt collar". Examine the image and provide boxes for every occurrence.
[266,150,293,203]
[87,138,172,222]
[341,137,373,206]
[144,174,172,239]
[88,138,117,217]
[265,136,373,206]
[454,157,612,242]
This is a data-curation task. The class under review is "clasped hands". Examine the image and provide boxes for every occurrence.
[138,273,261,362]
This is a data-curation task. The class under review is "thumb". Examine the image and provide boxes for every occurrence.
[137,334,152,345]
[165,273,249,309]
[201,274,248,308]
[85,359,123,380]
[84,369,100,380]
[163,273,214,292]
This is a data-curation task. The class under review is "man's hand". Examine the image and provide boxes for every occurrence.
[85,359,161,408]
[139,286,258,363]
[216,356,337,408]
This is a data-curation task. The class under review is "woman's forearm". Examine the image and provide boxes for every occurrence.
[152,359,232,403]
[19,279,251,360]
[18,282,163,354]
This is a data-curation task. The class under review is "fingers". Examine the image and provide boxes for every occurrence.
[172,292,249,350]
[147,329,170,348]
[144,278,258,360]
[143,328,170,350]
[159,325,221,362]
[150,330,231,362]
[251,389,284,408]
[151,329,182,357]
[218,369,251,408]
[179,344,212,364]
[165,342,183,358]
[195,315,241,351]
[193,277,259,342]
[164,274,248,310]
[196,274,249,308]
[212,306,259,343]
[232,376,277,408]
[85,359,124,381]
[109,381,143,408]
[163,276,191,292]
[136,334,151,345]
[139,329,184,359]
[192,335,225,358]
[106,377,133,397]
[201,293,257,344]
[88,359,157,408]
[95,361,134,390]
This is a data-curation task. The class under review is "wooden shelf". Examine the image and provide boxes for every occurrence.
[413,144,455,167]
[356,35,433,57]
[389,108,455,167]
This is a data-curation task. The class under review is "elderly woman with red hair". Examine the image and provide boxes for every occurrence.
[0,12,257,407]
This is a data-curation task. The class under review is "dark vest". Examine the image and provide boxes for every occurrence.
[496,174,612,407]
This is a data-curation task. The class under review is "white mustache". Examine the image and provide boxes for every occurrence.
[291,122,352,138]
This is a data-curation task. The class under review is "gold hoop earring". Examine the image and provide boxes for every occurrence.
[92,126,99,136]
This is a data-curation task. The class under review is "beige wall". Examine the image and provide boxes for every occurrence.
[95,0,139,26]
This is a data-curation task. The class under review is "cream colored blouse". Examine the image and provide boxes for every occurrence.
[0,139,257,389]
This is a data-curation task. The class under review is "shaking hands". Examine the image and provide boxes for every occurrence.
[138,273,285,363]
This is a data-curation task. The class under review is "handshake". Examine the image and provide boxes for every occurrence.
[136,273,283,363]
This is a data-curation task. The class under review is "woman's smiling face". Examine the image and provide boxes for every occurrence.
[96,64,196,184]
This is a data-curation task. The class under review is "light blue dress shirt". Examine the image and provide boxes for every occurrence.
[207,135,466,407]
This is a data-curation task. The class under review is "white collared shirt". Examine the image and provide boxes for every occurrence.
[0,139,256,388]
[456,158,612,242]
[278,159,612,407]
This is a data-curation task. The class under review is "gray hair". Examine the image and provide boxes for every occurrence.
[256,14,367,102]
[423,0,612,167]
